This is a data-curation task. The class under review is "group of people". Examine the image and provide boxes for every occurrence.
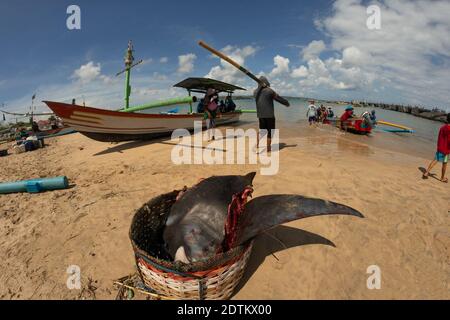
[197,95,236,114]
[199,90,237,141]
[339,106,377,131]
[306,102,334,125]
[198,75,450,183]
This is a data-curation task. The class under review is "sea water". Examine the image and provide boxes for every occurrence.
[147,97,445,160]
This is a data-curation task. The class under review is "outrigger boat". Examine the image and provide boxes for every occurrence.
[332,118,373,134]
[43,41,246,143]
[0,107,72,139]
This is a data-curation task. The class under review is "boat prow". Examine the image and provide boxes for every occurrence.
[43,101,241,142]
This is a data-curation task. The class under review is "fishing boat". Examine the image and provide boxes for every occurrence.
[43,42,245,143]
[1,104,73,139]
[333,118,373,134]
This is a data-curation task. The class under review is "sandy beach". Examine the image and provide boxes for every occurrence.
[0,121,449,300]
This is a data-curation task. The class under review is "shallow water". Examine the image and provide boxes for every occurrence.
[145,97,444,160]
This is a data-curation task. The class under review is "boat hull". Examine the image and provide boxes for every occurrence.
[329,118,372,134]
[43,101,242,142]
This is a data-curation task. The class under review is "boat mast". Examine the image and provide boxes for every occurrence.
[116,41,143,110]
[124,41,133,110]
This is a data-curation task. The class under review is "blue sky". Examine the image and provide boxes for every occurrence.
[1,0,449,115]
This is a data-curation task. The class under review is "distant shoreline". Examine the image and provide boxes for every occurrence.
[234,96,448,123]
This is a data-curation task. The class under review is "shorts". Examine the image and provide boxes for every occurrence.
[435,152,449,163]
[258,118,275,138]
[308,116,316,122]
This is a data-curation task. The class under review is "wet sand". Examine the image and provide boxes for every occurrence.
[0,121,449,299]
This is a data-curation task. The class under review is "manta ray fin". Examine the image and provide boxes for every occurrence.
[235,195,364,246]
[244,172,257,185]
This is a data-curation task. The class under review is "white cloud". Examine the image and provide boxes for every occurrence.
[270,55,290,76]
[4,70,184,116]
[342,46,367,67]
[177,53,196,74]
[291,65,308,78]
[71,61,102,84]
[71,61,114,85]
[151,72,167,81]
[159,57,169,63]
[205,45,258,85]
[141,58,153,65]
[317,0,450,107]
[301,40,326,61]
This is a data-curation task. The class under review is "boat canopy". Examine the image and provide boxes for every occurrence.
[173,77,246,94]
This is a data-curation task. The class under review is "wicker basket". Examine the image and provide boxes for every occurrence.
[129,190,253,300]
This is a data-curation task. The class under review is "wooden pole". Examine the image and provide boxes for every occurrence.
[198,41,264,86]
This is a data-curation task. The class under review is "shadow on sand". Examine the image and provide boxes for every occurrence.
[418,166,440,181]
[274,142,297,151]
[232,225,335,297]
[93,137,167,156]
[94,133,245,156]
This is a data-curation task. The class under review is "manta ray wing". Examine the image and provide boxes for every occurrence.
[235,195,364,246]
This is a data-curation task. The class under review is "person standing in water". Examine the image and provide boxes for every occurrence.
[254,76,290,153]
[340,106,354,131]
[423,113,450,183]
[307,101,317,126]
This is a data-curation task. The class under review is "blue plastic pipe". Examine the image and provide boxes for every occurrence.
[0,176,69,194]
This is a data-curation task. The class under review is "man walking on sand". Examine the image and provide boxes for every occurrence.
[423,113,450,183]
[254,76,290,153]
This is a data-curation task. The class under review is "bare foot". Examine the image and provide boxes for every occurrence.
[422,172,429,179]
[441,177,448,183]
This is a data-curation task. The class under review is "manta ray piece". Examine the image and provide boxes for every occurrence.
[163,172,363,263]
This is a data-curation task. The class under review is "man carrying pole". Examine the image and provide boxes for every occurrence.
[254,76,290,153]
[198,41,290,153]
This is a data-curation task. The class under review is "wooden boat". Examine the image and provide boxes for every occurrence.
[42,42,248,143]
[327,118,373,134]
[43,100,242,142]
[43,78,246,143]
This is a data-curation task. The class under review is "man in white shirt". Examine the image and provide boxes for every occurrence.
[306,101,317,126]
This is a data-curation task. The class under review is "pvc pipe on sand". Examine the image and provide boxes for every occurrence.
[0,176,69,194]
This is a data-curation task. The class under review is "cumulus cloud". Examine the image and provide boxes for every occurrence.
[159,57,169,63]
[301,40,326,61]
[272,0,450,108]
[317,0,450,107]
[342,46,368,67]
[177,53,196,74]
[206,45,258,84]
[72,61,102,84]
[270,55,290,76]
[71,61,113,85]
[5,69,183,116]
[291,65,308,78]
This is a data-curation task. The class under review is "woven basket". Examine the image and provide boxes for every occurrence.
[129,190,253,300]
